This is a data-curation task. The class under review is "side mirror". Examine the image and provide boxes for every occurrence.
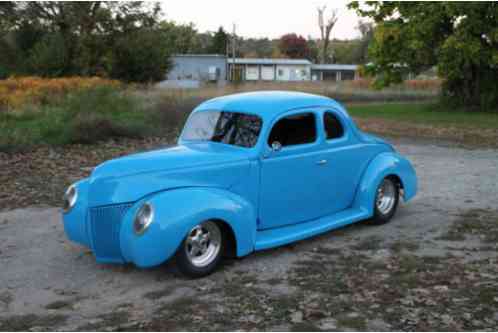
[271,141,282,152]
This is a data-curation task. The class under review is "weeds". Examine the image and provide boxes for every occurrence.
[438,209,498,244]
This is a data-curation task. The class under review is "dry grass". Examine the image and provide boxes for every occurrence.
[149,79,440,104]
[0,76,120,111]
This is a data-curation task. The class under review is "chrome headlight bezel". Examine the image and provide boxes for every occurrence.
[63,184,78,213]
[134,203,154,235]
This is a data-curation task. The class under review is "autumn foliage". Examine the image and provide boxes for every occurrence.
[0,77,120,111]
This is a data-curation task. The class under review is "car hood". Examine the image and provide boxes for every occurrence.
[86,143,252,206]
[91,143,249,179]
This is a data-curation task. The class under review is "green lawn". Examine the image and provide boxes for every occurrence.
[347,103,498,129]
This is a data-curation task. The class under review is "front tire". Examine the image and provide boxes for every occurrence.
[176,220,224,278]
[371,177,399,225]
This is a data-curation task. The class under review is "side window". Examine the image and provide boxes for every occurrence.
[268,113,317,147]
[324,112,344,140]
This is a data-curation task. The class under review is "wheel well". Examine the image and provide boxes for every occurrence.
[386,174,404,198]
[212,219,237,258]
[386,174,403,189]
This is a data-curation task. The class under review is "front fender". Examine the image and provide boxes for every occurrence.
[62,178,91,248]
[354,152,417,215]
[120,187,257,268]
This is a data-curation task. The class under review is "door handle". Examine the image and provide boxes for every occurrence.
[316,159,328,165]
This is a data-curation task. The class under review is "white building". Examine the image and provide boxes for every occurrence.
[311,64,359,81]
[228,58,312,82]
[160,55,360,87]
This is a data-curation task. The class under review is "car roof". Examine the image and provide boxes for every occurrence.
[193,91,344,122]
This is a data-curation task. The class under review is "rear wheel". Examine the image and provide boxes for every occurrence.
[176,220,224,278]
[371,177,399,225]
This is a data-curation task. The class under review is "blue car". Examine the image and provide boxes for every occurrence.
[62,91,417,277]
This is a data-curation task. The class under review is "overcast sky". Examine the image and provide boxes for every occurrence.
[161,0,363,40]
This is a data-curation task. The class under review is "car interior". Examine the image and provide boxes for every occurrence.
[268,113,317,147]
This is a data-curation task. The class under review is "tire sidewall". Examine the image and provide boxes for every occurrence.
[372,178,399,225]
[176,223,224,278]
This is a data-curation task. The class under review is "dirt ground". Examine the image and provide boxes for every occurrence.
[1,139,498,331]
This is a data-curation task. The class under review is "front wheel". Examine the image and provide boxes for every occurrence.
[176,220,224,278]
[371,177,399,225]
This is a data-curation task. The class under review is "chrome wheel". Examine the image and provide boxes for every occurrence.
[185,221,221,268]
[376,178,397,215]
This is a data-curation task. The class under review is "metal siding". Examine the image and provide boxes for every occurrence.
[167,56,227,82]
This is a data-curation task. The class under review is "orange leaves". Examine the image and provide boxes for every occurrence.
[0,77,121,111]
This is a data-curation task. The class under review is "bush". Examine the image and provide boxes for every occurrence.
[0,85,152,150]
[0,76,120,111]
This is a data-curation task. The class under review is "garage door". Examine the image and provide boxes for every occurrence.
[246,65,259,80]
[261,66,275,81]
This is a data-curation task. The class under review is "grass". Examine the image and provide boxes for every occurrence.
[1,82,498,152]
[0,86,154,151]
[347,103,498,129]
[438,209,498,244]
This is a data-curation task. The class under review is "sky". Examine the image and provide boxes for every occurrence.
[161,0,363,40]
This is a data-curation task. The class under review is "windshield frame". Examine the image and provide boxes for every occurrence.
[179,109,264,149]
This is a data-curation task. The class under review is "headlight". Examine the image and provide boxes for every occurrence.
[134,203,154,235]
[63,185,78,213]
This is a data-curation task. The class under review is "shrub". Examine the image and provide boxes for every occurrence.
[0,85,152,149]
[0,76,121,111]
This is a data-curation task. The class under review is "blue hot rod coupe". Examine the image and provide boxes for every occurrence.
[62,91,417,277]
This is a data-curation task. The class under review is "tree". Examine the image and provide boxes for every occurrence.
[0,2,172,82]
[208,27,228,54]
[317,6,338,63]
[106,29,171,83]
[307,38,320,63]
[355,21,374,64]
[278,34,310,59]
[349,2,498,110]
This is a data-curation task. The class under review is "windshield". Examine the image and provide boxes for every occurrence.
[181,111,263,148]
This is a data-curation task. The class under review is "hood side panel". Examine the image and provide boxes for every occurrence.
[87,160,250,207]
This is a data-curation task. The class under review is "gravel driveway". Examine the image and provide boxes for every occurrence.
[1,140,498,331]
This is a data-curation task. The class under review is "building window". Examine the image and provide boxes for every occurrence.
[278,69,284,77]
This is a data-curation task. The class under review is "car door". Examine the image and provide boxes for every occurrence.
[318,110,372,215]
[258,111,326,230]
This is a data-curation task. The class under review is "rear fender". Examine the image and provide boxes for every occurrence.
[120,187,257,268]
[353,152,417,215]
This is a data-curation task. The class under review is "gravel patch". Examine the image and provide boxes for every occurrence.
[1,139,497,331]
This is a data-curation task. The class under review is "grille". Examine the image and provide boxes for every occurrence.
[89,203,133,262]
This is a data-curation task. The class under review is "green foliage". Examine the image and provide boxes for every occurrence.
[349,1,498,110]
[106,29,171,83]
[208,27,228,54]
[0,2,173,83]
[0,86,152,148]
[27,32,70,77]
[159,21,201,54]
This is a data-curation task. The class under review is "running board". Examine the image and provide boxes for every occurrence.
[255,208,370,251]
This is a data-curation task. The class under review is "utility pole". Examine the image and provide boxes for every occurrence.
[231,23,236,82]
[225,27,229,81]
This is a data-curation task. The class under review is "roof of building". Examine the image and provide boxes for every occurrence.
[311,64,358,71]
[193,91,345,121]
[228,58,312,66]
[172,54,226,58]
